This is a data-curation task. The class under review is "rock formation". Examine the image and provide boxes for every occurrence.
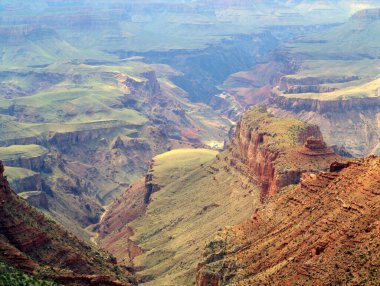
[0,161,137,286]
[299,136,335,156]
[228,106,342,201]
[197,156,380,285]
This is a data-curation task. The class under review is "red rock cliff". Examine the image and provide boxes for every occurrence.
[227,106,341,201]
[197,156,380,285]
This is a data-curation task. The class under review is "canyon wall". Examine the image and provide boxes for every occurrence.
[0,161,137,285]
[271,94,380,113]
[226,106,341,201]
[197,156,380,285]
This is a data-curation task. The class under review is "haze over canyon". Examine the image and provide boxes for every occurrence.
[1,1,380,285]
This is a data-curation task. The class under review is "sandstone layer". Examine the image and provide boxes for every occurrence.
[228,106,342,201]
[197,156,380,285]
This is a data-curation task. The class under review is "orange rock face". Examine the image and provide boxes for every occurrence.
[197,156,380,285]
[228,106,342,201]
[97,177,147,265]
[299,136,335,156]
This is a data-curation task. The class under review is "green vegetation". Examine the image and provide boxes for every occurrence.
[0,145,48,161]
[279,14,380,101]
[131,149,258,285]
[0,263,59,286]
[152,148,219,187]
[18,191,42,200]
[242,106,309,148]
[5,167,37,181]
[282,77,380,100]
[288,18,380,59]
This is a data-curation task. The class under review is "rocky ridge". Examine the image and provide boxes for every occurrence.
[97,107,344,285]
[197,156,380,285]
[0,161,137,286]
[227,106,342,201]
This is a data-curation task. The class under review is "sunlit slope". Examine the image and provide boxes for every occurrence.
[151,149,220,186]
[279,76,380,100]
[277,9,380,101]
[0,145,48,161]
[0,57,231,240]
[288,16,380,59]
[130,149,258,286]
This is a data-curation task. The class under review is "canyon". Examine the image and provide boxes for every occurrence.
[212,8,380,157]
[1,1,380,285]
[97,106,343,285]
[0,160,137,286]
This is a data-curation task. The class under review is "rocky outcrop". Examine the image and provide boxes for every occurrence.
[9,173,43,194]
[284,85,336,94]
[144,162,161,204]
[268,97,380,157]
[0,136,42,147]
[279,75,359,91]
[197,156,380,285]
[21,191,49,210]
[3,155,47,172]
[124,71,161,98]
[271,94,380,113]
[48,124,127,150]
[298,136,335,156]
[227,106,341,201]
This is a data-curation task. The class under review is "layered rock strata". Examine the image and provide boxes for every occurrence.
[228,106,342,201]
[197,156,380,285]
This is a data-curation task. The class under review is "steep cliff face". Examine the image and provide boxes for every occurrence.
[0,145,49,172]
[96,108,345,285]
[0,61,231,242]
[95,177,147,266]
[227,106,342,201]
[124,71,161,98]
[268,101,380,157]
[279,75,359,94]
[197,156,380,285]
[271,94,380,113]
[9,173,42,193]
[0,161,137,286]
[48,125,128,149]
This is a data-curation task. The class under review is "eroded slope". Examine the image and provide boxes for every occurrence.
[100,107,342,285]
[198,157,380,285]
[0,161,136,286]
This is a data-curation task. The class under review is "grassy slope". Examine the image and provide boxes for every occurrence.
[130,149,258,285]
[280,16,380,100]
[0,145,48,160]
[4,166,37,181]
[241,106,309,149]
[288,19,380,59]
[283,77,380,100]
[0,57,232,243]
[0,62,151,142]
[152,149,219,186]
